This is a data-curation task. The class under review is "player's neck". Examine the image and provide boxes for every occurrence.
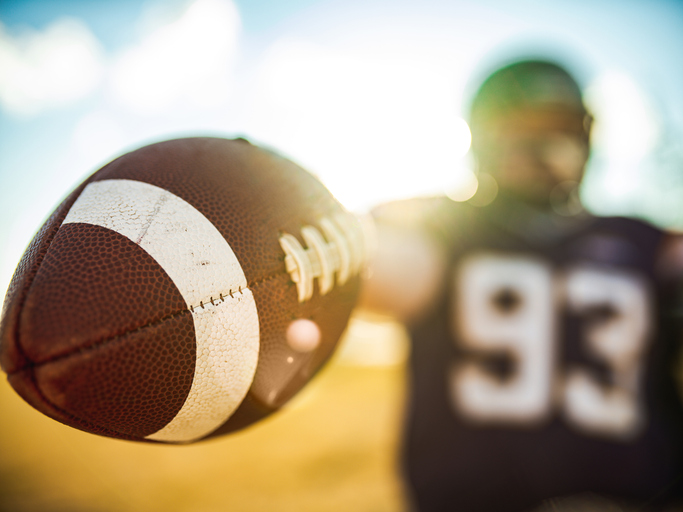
[484,190,590,244]
[495,189,583,217]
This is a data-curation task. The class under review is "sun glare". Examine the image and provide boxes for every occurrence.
[445,166,478,202]
[249,39,473,212]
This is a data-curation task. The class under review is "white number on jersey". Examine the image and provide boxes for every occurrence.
[450,255,555,424]
[563,266,652,439]
[449,253,653,441]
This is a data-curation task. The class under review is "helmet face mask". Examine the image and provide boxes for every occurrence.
[468,61,592,210]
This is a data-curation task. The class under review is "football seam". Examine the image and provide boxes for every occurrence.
[5,180,147,440]
[11,181,94,372]
[23,365,145,441]
[13,268,290,442]
[9,271,287,375]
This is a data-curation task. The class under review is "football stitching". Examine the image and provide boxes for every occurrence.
[9,271,284,374]
[14,271,282,440]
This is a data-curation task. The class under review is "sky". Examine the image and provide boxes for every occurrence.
[1,0,683,296]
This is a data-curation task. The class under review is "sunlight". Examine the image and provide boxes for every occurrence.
[247,39,473,211]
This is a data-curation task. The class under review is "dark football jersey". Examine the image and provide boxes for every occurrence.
[376,194,683,512]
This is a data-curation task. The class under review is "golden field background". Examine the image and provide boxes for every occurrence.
[0,315,410,512]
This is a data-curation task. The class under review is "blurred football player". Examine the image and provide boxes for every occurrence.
[361,60,683,511]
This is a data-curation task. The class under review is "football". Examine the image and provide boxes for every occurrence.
[0,137,364,443]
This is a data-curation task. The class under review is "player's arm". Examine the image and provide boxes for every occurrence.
[358,209,447,323]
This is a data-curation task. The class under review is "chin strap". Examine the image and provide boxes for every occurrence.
[279,212,369,303]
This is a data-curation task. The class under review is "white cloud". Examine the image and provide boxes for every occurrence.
[109,0,240,113]
[0,18,105,117]
[0,0,241,118]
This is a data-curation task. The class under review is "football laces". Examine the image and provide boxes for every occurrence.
[279,213,366,302]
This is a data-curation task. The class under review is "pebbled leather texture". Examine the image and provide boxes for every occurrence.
[0,137,360,443]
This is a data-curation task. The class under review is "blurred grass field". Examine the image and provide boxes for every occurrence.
[0,315,409,512]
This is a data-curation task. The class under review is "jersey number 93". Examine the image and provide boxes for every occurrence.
[449,253,652,441]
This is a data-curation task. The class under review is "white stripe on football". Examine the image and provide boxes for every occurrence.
[64,179,260,442]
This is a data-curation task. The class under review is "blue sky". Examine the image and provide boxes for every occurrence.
[1,0,683,294]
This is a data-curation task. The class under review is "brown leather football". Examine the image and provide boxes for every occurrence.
[0,137,363,443]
